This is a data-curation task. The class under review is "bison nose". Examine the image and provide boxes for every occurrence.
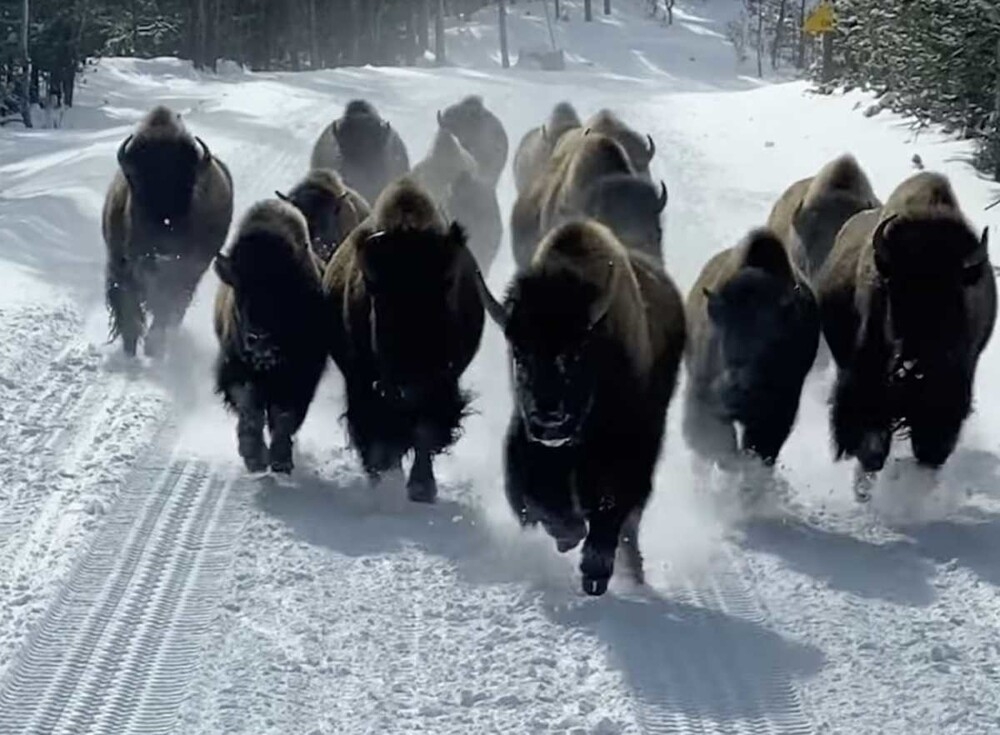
[532,408,566,428]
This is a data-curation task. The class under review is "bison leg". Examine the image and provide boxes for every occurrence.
[106,259,144,357]
[407,448,437,503]
[617,507,645,586]
[144,260,207,358]
[682,390,738,470]
[267,402,308,474]
[344,382,406,483]
[580,504,630,597]
[742,400,798,467]
[230,383,268,473]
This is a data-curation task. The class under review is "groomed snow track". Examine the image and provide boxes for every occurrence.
[0,436,241,735]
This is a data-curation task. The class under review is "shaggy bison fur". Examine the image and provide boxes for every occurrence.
[684,229,820,469]
[475,219,686,596]
[213,199,328,474]
[277,168,370,263]
[322,177,485,502]
[103,105,234,357]
[583,109,656,180]
[816,171,996,500]
[767,154,880,276]
[310,99,410,206]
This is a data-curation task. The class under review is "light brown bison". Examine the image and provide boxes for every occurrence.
[213,199,328,474]
[103,105,234,357]
[323,177,485,502]
[510,130,634,269]
[584,109,657,180]
[475,219,686,596]
[684,229,820,470]
[437,95,509,188]
[512,101,582,194]
[310,99,410,206]
[276,169,370,263]
[817,172,996,501]
[767,154,880,276]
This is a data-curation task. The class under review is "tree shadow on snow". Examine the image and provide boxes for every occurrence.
[548,591,824,724]
[739,519,937,607]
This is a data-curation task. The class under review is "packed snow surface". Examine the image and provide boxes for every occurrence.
[1,1,999,733]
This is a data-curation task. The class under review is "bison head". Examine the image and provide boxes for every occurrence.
[581,175,667,259]
[475,265,614,447]
[117,131,212,225]
[359,222,470,403]
[276,187,356,262]
[872,214,989,361]
[333,112,392,164]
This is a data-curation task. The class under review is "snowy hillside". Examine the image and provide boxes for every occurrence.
[1,1,999,733]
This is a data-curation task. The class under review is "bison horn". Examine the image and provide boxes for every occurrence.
[872,214,898,276]
[473,268,508,331]
[116,134,134,167]
[583,127,592,136]
[274,190,291,203]
[645,134,656,160]
[437,110,444,126]
[656,181,668,213]
[195,136,212,168]
[966,226,990,271]
[540,125,548,142]
[588,260,616,329]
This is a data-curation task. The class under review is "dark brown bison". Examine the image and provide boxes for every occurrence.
[213,199,328,474]
[816,172,996,501]
[584,109,657,180]
[767,154,880,276]
[310,99,410,206]
[103,105,234,357]
[437,95,509,188]
[510,130,633,269]
[412,126,503,272]
[276,169,370,263]
[475,219,686,596]
[684,229,820,470]
[512,101,582,194]
[580,174,668,264]
[323,177,485,502]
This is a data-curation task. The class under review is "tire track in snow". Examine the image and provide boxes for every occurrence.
[0,444,240,735]
[634,549,815,735]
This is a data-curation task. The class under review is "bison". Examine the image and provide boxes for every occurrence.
[213,199,328,474]
[276,168,370,263]
[474,219,686,596]
[684,229,820,470]
[103,105,234,357]
[310,99,410,206]
[510,130,634,269]
[767,154,880,276]
[816,172,996,501]
[412,126,503,272]
[512,101,582,194]
[437,95,509,188]
[323,177,485,502]
[583,109,657,181]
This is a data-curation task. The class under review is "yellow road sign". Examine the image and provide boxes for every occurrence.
[804,1,836,35]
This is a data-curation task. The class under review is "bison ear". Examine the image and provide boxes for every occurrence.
[981,226,989,250]
[214,254,237,287]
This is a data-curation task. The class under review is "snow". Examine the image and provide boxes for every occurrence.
[1,0,1000,733]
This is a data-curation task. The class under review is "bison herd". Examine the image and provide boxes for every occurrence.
[101,98,997,595]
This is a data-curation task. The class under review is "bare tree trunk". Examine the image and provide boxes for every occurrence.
[666,0,674,24]
[21,0,31,127]
[308,0,319,67]
[434,0,446,65]
[755,0,764,78]
[554,0,560,20]
[772,0,787,70]
[797,0,806,68]
[498,0,510,68]
[993,38,1000,181]
[418,0,430,51]
[604,0,611,15]
[585,0,592,21]
[821,30,833,83]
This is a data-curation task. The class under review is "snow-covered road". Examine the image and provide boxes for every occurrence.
[1,2,999,733]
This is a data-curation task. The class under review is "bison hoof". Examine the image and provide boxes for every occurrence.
[143,331,166,359]
[556,537,582,553]
[122,337,138,358]
[407,478,438,503]
[243,454,268,474]
[582,576,609,596]
[270,458,293,474]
